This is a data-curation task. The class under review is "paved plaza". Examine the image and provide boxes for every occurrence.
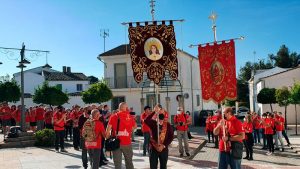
[0,127,300,169]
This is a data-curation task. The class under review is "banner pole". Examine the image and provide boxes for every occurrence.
[155,83,160,144]
[221,102,227,151]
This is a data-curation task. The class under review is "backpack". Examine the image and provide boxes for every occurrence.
[82,119,97,142]
[7,126,21,138]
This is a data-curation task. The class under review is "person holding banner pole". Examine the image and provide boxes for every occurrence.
[214,107,245,169]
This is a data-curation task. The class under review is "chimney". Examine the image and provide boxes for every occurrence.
[63,66,67,73]
[67,67,71,73]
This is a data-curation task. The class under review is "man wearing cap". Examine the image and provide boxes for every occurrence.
[174,107,191,157]
[141,105,152,156]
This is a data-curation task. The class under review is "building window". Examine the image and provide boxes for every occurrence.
[77,84,83,91]
[196,94,200,106]
[56,84,62,91]
[114,63,127,88]
[111,96,126,111]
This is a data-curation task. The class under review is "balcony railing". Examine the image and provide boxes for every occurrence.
[104,76,142,89]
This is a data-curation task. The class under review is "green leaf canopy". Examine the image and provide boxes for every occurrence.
[0,81,21,102]
[33,82,69,106]
[82,82,113,104]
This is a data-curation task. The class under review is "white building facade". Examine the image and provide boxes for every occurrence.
[13,66,90,108]
[248,67,288,113]
[98,44,218,125]
[249,66,300,124]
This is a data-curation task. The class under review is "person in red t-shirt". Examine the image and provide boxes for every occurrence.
[211,110,221,148]
[85,109,105,169]
[25,109,31,131]
[10,105,17,126]
[53,106,67,152]
[206,113,214,143]
[44,107,53,129]
[213,107,245,169]
[12,105,21,126]
[35,105,45,131]
[140,105,152,156]
[0,103,12,138]
[106,102,137,169]
[71,105,81,150]
[252,112,261,144]
[279,112,291,146]
[261,112,275,155]
[174,107,191,157]
[243,115,254,160]
[29,107,37,132]
[274,111,285,152]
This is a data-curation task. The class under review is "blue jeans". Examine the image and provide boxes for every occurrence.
[143,132,150,154]
[80,137,88,168]
[253,129,261,143]
[218,152,241,169]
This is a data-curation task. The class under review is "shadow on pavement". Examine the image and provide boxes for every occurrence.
[65,165,81,168]
[251,159,299,166]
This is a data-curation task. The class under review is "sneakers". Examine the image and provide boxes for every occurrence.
[266,152,272,156]
[99,161,107,167]
[55,149,59,153]
[243,156,249,159]
[60,149,68,153]
[186,153,190,157]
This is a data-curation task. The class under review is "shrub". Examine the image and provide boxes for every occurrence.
[35,129,55,147]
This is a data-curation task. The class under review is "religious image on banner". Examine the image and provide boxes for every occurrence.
[198,40,237,103]
[128,24,178,84]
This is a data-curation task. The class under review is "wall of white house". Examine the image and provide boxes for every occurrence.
[249,67,289,112]
[260,104,300,125]
[14,72,45,94]
[48,81,89,93]
[256,67,300,124]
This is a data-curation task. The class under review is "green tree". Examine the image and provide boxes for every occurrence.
[269,45,300,68]
[275,86,291,130]
[290,82,300,135]
[87,76,99,84]
[82,81,113,104]
[257,88,277,112]
[0,81,21,103]
[33,82,69,106]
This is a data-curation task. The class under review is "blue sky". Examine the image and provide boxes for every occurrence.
[0,0,299,79]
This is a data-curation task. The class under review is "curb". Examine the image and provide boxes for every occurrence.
[189,139,208,160]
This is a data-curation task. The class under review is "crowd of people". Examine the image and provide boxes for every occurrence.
[205,107,291,169]
[0,102,193,169]
[1,101,292,169]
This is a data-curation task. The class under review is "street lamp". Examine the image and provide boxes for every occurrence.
[17,43,30,131]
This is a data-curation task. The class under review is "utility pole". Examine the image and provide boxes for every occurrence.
[0,43,49,132]
[100,29,109,52]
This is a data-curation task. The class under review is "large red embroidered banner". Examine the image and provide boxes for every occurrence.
[198,40,237,103]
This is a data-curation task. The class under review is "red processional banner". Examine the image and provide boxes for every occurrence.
[198,40,237,104]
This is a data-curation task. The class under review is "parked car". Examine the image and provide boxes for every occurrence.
[237,106,249,117]
[198,110,214,127]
